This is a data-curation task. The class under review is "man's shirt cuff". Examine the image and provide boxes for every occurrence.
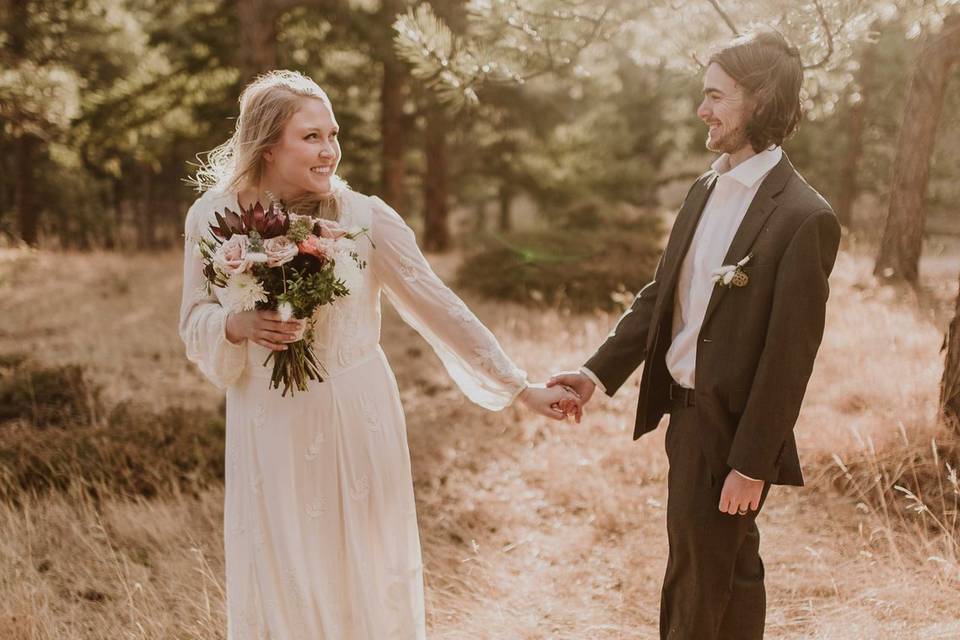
[734,469,760,482]
[579,366,606,394]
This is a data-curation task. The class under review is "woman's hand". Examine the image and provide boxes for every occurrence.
[225,309,306,351]
[518,383,583,421]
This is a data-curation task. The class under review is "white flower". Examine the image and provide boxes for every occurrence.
[288,212,315,225]
[222,272,268,312]
[334,256,364,295]
[710,254,752,287]
[335,237,357,254]
[278,301,294,322]
[263,236,299,267]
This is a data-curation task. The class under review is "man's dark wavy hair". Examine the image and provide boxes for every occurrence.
[709,30,804,152]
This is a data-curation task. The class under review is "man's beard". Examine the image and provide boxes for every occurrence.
[706,123,750,155]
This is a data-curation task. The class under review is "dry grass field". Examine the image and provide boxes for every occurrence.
[0,239,958,639]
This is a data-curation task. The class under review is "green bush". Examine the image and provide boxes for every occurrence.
[457,206,662,312]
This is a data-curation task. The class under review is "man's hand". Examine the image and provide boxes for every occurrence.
[518,383,582,421]
[546,371,596,423]
[718,470,764,516]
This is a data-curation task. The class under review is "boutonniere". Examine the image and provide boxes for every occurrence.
[710,253,752,288]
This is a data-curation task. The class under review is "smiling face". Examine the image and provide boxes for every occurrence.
[697,62,754,161]
[262,97,341,198]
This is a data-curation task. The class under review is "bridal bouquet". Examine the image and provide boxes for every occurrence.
[196,200,370,396]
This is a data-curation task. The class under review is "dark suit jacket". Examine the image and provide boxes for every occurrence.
[584,153,841,486]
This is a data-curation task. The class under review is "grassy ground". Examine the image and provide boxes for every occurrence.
[0,241,957,639]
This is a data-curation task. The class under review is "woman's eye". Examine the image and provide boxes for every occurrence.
[305,133,318,140]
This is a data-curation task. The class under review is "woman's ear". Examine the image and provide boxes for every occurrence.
[263,148,274,162]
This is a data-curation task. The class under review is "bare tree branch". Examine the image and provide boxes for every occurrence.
[802,0,835,70]
[513,1,617,83]
[706,0,739,36]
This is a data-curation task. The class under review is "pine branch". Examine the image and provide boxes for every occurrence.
[394,0,625,109]
[802,0,835,70]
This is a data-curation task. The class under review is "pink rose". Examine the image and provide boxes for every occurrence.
[314,219,349,240]
[263,236,299,267]
[298,234,335,261]
[213,234,252,275]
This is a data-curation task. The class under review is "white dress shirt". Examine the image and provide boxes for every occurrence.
[666,146,782,389]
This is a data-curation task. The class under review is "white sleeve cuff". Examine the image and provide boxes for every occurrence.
[578,366,606,394]
[734,469,760,482]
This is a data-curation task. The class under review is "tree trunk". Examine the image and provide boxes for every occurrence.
[835,33,877,228]
[9,0,39,245]
[941,273,960,434]
[380,51,408,211]
[137,169,156,250]
[236,0,279,82]
[422,105,450,251]
[498,182,513,232]
[107,178,123,249]
[419,0,466,252]
[874,13,960,284]
[15,135,38,246]
[473,198,488,233]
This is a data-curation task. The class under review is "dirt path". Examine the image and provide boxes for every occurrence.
[376,295,960,639]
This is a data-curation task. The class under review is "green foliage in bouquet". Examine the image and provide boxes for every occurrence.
[259,263,349,319]
[254,260,351,396]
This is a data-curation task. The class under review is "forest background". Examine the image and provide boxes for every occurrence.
[2,0,960,638]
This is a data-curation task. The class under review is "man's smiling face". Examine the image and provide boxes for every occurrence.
[697,62,753,157]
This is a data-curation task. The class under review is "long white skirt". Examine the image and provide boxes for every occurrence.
[223,347,426,639]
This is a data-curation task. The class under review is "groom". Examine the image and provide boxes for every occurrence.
[550,31,841,639]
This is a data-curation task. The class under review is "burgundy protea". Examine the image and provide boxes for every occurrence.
[211,201,290,240]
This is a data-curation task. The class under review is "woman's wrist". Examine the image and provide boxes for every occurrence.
[224,312,245,344]
[516,380,532,402]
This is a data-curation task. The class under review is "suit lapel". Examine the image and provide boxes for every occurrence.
[700,154,795,329]
[654,173,717,318]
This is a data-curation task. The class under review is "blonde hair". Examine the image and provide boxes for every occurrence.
[193,70,346,219]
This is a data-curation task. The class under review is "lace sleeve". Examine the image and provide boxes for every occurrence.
[369,196,528,410]
[178,193,247,389]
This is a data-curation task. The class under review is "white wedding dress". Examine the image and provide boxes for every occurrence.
[179,187,528,639]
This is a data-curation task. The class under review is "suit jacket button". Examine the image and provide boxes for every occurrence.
[702,338,712,343]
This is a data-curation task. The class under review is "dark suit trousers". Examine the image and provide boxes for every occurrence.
[660,403,771,640]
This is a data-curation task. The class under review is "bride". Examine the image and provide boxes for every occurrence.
[179,69,581,639]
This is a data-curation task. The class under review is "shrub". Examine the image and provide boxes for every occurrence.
[831,432,960,566]
[0,402,225,502]
[0,358,101,427]
[0,358,225,502]
[457,206,662,312]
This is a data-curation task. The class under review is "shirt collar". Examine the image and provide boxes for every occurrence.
[711,146,783,188]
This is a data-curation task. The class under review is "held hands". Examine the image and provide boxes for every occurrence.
[226,309,306,351]
[545,371,597,423]
[518,383,583,421]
